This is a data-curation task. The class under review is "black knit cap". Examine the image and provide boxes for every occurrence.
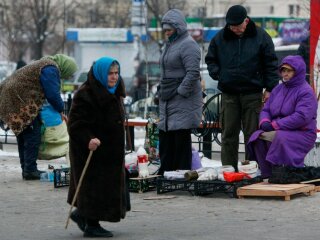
[226,5,247,25]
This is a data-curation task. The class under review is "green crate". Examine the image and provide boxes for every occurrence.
[129,175,159,193]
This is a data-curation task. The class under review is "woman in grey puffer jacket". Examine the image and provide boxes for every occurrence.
[157,9,202,175]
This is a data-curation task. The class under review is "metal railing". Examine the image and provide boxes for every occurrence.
[0,120,16,149]
[192,93,222,158]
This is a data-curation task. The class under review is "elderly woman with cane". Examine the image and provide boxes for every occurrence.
[67,56,130,238]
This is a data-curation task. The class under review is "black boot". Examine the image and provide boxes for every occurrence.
[22,170,45,180]
[70,209,86,232]
[84,224,113,238]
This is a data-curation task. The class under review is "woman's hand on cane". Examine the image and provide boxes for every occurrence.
[88,138,101,151]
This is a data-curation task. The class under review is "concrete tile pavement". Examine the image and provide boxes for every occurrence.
[1,145,320,240]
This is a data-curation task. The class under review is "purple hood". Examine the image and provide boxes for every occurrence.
[279,55,306,88]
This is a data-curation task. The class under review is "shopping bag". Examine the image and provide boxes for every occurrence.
[223,171,251,182]
[38,121,69,160]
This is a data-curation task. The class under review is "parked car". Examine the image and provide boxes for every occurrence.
[130,61,161,101]
[130,96,159,119]
[61,71,134,116]
[0,67,8,82]
[200,64,220,99]
[0,61,16,83]
[62,69,88,92]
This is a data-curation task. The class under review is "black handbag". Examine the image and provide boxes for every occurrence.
[268,165,320,184]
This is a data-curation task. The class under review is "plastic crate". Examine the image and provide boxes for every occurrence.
[156,177,196,195]
[129,175,159,193]
[156,176,262,197]
[194,180,236,197]
[53,168,70,188]
[194,177,263,197]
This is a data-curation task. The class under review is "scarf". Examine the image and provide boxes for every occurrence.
[47,54,78,79]
[168,31,178,42]
[93,57,121,94]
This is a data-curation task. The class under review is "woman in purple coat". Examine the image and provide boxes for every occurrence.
[247,55,317,178]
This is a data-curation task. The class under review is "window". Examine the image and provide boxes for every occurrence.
[245,6,251,14]
[89,8,99,24]
[289,4,300,16]
[66,10,75,25]
[0,10,4,24]
[270,6,274,14]
[197,7,206,18]
[289,5,294,15]
[296,5,300,16]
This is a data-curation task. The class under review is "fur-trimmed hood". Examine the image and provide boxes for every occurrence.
[223,17,257,40]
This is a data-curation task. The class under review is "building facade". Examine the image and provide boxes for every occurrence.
[186,0,310,18]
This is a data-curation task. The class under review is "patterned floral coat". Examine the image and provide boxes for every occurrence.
[0,59,59,135]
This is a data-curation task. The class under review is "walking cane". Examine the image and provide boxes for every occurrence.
[65,150,93,229]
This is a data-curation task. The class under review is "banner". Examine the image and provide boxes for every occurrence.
[310,0,320,98]
[280,19,309,44]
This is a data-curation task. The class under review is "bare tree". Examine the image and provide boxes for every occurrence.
[71,0,131,28]
[0,0,79,61]
[0,0,187,61]
[100,0,131,27]
[145,0,187,53]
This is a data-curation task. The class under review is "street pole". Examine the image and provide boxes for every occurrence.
[143,0,149,119]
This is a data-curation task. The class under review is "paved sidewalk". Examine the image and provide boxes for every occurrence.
[1,147,320,240]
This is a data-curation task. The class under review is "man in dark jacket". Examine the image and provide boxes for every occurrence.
[205,5,279,171]
[297,34,310,83]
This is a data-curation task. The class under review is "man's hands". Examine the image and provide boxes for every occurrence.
[262,91,271,103]
[88,138,101,151]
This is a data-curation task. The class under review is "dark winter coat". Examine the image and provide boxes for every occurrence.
[67,68,129,222]
[297,35,310,82]
[205,18,279,94]
[158,9,202,131]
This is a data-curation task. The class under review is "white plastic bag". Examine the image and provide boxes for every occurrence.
[238,161,259,178]
[125,152,138,170]
[197,168,218,181]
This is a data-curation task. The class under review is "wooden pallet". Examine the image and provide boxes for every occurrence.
[237,182,315,201]
[301,179,320,192]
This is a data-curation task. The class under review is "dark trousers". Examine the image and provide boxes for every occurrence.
[158,129,192,175]
[16,116,41,173]
[220,92,262,171]
[252,139,273,178]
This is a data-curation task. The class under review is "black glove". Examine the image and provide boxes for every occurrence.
[202,91,207,98]
[260,122,274,132]
[210,73,219,80]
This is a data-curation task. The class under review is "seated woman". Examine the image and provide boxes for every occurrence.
[247,55,318,179]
